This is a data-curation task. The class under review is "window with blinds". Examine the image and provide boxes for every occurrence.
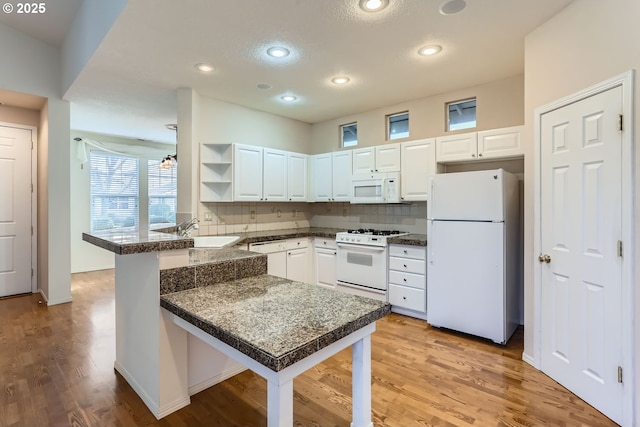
[148,160,177,226]
[90,152,139,232]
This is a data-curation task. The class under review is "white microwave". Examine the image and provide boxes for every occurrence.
[350,172,401,204]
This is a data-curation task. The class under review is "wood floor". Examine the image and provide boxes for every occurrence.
[0,270,616,427]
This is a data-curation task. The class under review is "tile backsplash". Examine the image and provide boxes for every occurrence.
[197,201,427,236]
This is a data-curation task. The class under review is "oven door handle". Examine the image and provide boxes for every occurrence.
[336,243,386,252]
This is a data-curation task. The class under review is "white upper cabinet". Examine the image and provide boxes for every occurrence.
[477,125,523,160]
[232,144,306,202]
[435,126,524,163]
[332,150,353,201]
[233,144,264,201]
[287,152,307,201]
[263,148,288,201]
[400,138,435,202]
[311,150,352,201]
[352,144,400,174]
[435,132,478,162]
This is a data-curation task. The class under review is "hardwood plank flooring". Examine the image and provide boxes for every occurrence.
[0,270,616,426]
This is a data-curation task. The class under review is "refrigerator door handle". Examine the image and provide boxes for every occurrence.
[429,177,435,219]
[429,220,435,264]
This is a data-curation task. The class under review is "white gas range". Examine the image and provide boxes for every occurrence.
[335,229,409,301]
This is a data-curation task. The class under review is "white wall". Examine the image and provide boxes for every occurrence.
[0,22,72,305]
[310,74,524,154]
[524,0,639,423]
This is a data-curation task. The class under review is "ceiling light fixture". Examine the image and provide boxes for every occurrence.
[161,124,178,169]
[267,46,290,58]
[281,95,297,102]
[359,0,389,12]
[439,0,466,15]
[195,63,215,73]
[257,83,272,90]
[418,45,442,56]
[331,76,351,85]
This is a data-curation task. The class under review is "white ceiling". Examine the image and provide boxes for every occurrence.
[0,0,82,46]
[4,0,574,144]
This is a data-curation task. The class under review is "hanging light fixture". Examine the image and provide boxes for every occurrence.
[160,124,178,169]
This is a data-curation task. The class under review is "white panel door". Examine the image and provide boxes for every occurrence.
[287,152,307,201]
[374,144,400,172]
[435,132,477,162]
[312,153,332,201]
[0,126,32,297]
[427,220,506,343]
[352,147,375,174]
[540,86,623,423]
[477,125,523,159]
[286,248,308,283]
[315,247,336,289]
[332,151,352,201]
[233,144,263,201]
[263,148,287,202]
[400,138,435,201]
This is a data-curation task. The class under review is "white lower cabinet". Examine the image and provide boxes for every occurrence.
[313,238,337,289]
[249,238,311,283]
[388,244,427,319]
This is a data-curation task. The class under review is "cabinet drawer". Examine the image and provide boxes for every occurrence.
[389,257,426,274]
[389,245,426,260]
[314,237,337,250]
[389,270,425,290]
[286,238,309,250]
[388,284,426,312]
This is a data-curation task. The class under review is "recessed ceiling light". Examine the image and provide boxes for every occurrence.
[418,45,442,56]
[257,83,272,90]
[281,95,297,102]
[331,76,351,85]
[359,0,389,12]
[195,63,215,73]
[439,0,466,15]
[267,46,290,58]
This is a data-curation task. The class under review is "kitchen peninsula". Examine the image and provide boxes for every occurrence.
[83,230,390,427]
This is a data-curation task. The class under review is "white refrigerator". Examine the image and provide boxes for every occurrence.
[427,169,519,344]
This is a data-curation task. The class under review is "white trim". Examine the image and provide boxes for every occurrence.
[390,306,428,321]
[521,351,536,368]
[532,70,635,426]
[0,121,38,296]
[114,360,191,420]
[37,288,48,304]
[187,365,246,396]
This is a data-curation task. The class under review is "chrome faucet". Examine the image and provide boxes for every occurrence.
[176,218,199,237]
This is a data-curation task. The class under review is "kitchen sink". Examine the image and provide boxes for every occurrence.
[193,235,240,248]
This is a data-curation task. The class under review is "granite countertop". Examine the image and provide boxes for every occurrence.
[230,227,344,245]
[388,233,427,246]
[160,274,390,372]
[188,247,261,265]
[83,230,194,255]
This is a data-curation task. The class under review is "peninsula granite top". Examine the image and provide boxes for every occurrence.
[160,274,391,372]
[82,230,194,255]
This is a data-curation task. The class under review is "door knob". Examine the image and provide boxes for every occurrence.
[538,253,551,263]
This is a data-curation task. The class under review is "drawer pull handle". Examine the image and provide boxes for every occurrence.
[402,296,407,300]
[403,278,407,282]
[403,250,408,254]
[403,264,407,268]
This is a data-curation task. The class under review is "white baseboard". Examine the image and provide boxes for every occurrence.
[391,306,428,321]
[522,352,537,368]
[114,361,191,420]
[46,296,73,306]
[188,365,247,396]
[37,289,48,303]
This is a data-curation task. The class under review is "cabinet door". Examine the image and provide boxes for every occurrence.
[352,147,375,174]
[287,248,308,283]
[400,138,435,201]
[375,143,401,172]
[312,153,333,201]
[332,150,353,201]
[263,148,287,201]
[477,125,523,160]
[267,251,287,278]
[287,152,307,201]
[435,132,478,162]
[315,247,337,289]
[233,144,263,201]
